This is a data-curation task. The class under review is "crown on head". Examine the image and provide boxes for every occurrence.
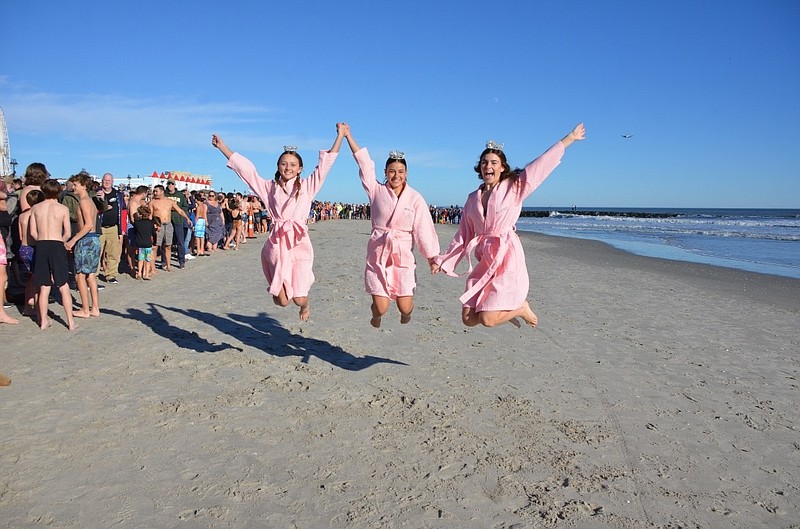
[485,140,504,151]
[388,150,405,161]
[283,145,298,153]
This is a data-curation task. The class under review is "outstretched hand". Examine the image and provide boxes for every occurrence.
[211,134,234,160]
[571,123,586,141]
[561,123,586,148]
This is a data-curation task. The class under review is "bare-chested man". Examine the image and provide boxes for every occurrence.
[125,185,149,276]
[29,179,76,330]
[66,173,101,318]
[149,185,192,272]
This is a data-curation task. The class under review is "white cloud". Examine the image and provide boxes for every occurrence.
[1,85,327,154]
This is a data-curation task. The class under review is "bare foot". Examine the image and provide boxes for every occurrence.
[73,311,92,319]
[520,302,538,327]
[68,321,80,331]
[0,373,10,386]
[0,314,19,325]
[90,310,100,317]
[299,305,310,322]
[370,316,382,328]
[400,313,411,324]
[39,319,52,331]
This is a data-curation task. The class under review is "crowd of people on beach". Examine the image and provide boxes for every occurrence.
[2,120,585,340]
[0,166,460,331]
[0,167,273,331]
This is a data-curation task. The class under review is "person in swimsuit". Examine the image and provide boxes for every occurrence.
[65,172,101,318]
[29,179,77,330]
[16,190,45,316]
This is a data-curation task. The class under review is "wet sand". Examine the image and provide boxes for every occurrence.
[2,219,798,528]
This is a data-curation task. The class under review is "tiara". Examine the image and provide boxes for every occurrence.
[388,150,405,160]
[485,140,504,151]
[283,145,298,153]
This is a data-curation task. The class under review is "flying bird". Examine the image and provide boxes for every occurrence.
[621,134,633,139]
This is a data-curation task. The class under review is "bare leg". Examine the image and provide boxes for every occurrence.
[150,247,157,277]
[58,283,78,331]
[162,244,172,271]
[74,273,92,318]
[396,296,414,324]
[461,306,480,327]
[0,268,19,325]
[294,296,310,322]
[87,274,100,316]
[23,275,37,316]
[37,285,52,330]
[477,301,538,328]
[370,295,390,328]
[272,285,290,307]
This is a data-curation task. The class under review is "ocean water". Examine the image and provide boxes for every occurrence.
[516,208,800,279]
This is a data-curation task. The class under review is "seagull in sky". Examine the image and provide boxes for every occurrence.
[621,134,633,139]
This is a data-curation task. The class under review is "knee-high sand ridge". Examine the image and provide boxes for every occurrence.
[2,220,798,528]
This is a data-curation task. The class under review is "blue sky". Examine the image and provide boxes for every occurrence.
[3,0,798,208]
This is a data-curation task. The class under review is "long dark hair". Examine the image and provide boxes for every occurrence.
[274,151,304,200]
[24,162,50,186]
[473,148,514,185]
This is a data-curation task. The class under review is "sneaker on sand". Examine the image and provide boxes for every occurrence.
[185,254,196,260]
[108,277,119,284]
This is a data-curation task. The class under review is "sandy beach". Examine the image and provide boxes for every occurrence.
[1,219,798,529]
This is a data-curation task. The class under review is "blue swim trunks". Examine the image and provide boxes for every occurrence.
[194,218,206,238]
[19,244,36,274]
[74,232,101,274]
[137,247,153,262]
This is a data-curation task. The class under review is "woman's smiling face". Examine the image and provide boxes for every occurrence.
[384,161,407,193]
[277,153,302,182]
[479,153,504,187]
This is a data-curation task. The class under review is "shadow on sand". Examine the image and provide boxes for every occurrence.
[105,303,407,371]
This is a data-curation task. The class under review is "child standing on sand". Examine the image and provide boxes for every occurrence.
[28,179,77,331]
[212,123,346,321]
[343,125,440,328]
[134,205,156,280]
[16,190,45,317]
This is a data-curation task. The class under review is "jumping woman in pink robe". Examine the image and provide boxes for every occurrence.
[344,126,440,328]
[433,123,586,328]
[211,124,347,321]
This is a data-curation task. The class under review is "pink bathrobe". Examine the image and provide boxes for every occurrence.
[437,142,565,311]
[355,148,440,299]
[227,150,338,299]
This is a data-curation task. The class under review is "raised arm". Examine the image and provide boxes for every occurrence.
[211,134,234,160]
[330,122,348,153]
[344,126,361,154]
[560,123,586,149]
